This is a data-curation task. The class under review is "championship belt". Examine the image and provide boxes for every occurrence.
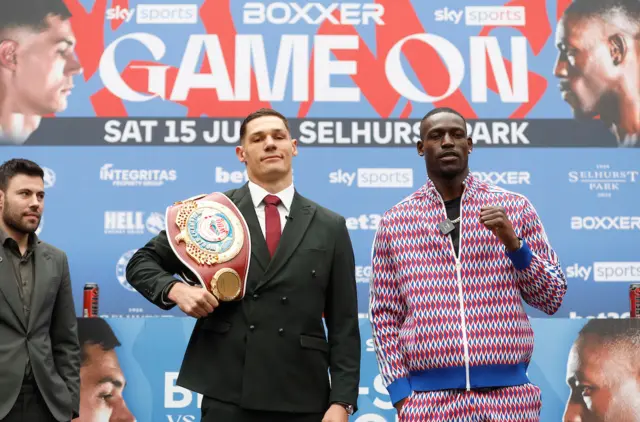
[165,192,250,301]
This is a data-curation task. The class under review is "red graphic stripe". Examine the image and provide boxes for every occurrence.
[299,0,476,119]
[63,0,108,81]
[478,0,551,118]
[110,0,129,31]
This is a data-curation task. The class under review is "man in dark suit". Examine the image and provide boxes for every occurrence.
[0,158,80,421]
[126,108,361,422]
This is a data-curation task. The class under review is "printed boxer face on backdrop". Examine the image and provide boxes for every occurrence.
[0,14,82,116]
[564,334,640,422]
[554,13,634,118]
[76,344,135,422]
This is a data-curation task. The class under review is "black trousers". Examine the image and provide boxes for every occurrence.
[201,396,325,422]
[2,380,57,422]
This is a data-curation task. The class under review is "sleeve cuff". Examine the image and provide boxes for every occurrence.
[161,280,178,305]
[386,377,412,405]
[506,239,533,270]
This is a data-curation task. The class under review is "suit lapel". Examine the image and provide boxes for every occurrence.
[28,246,51,331]
[0,247,27,330]
[232,184,270,271]
[257,192,316,290]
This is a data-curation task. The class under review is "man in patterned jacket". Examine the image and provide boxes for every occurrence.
[369,107,567,421]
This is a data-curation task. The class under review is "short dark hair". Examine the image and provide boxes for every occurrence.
[0,0,72,33]
[577,319,640,355]
[419,107,468,140]
[77,318,122,365]
[564,0,640,26]
[239,108,291,143]
[0,158,44,192]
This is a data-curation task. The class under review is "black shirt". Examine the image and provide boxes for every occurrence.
[444,196,461,257]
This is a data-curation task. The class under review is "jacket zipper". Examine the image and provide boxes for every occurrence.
[436,187,471,391]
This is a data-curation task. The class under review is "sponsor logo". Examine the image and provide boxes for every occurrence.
[593,262,640,282]
[100,164,177,187]
[472,171,530,185]
[356,266,372,284]
[116,250,138,292]
[568,164,638,199]
[215,167,249,184]
[569,311,630,319]
[435,6,525,26]
[43,167,56,188]
[346,214,381,230]
[104,212,165,235]
[107,4,198,24]
[565,263,592,281]
[571,216,640,230]
[566,262,640,282]
[243,2,385,25]
[329,168,413,188]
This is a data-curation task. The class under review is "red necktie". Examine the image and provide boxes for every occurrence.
[263,194,282,257]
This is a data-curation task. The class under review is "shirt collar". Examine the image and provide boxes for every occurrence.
[248,180,295,212]
[0,226,38,249]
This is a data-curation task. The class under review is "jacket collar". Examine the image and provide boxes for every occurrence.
[420,171,480,202]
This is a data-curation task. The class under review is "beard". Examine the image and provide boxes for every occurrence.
[2,204,40,235]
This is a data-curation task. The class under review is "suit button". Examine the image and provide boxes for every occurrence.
[278,328,284,336]
[281,296,288,304]
[252,293,259,300]
[249,325,255,331]
[311,270,316,278]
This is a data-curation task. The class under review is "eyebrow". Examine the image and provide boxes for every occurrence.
[55,37,75,48]
[249,129,287,137]
[97,376,125,388]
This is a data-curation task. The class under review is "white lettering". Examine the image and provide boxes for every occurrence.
[470,36,528,103]
[315,36,359,102]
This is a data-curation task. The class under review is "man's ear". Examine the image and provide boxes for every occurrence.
[235,145,246,163]
[0,40,18,70]
[609,33,627,66]
[417,140,424,156]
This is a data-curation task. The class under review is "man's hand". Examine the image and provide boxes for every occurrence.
[394,398,407,413]
[168,283,219,318]
[480,206,520,251]
[322,404,349,422]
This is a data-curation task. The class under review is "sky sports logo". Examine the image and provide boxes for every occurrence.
[329,168,413,188]
[566,262,640,282]
[434,6,525,26]
[106,4,198,24]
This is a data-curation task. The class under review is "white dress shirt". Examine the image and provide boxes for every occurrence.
[248,181,295,238]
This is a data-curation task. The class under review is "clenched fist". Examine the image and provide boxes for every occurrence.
[168,282,219,318]
[479,206,520,252]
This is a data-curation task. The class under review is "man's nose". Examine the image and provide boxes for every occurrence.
[554,54,569,78]
[563,401,584,422]
[441,133,455,147]
[111,398,136,422]
[264,136,276,149]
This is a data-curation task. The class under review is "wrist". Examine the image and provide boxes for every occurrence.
[505,236,521,252]
[166,281,182,302]
[332,402,354,415]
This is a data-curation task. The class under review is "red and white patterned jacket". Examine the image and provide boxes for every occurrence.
[369,173,567,405]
